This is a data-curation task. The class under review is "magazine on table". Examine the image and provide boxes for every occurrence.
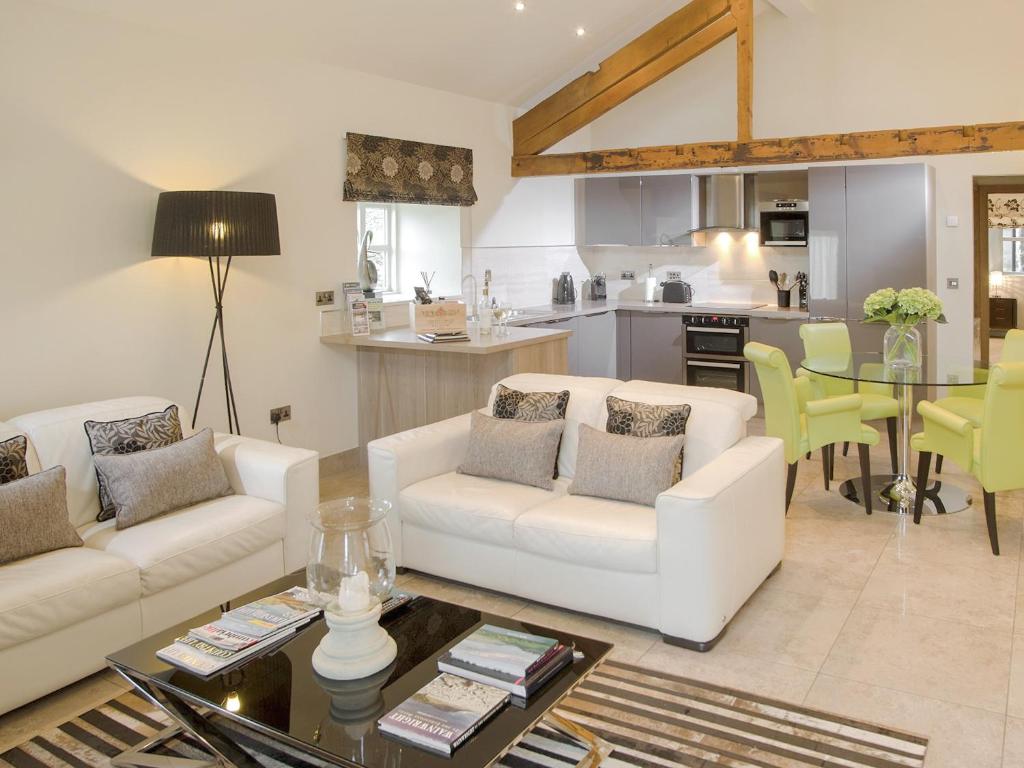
[378,673,509,755]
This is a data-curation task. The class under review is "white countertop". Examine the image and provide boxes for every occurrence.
[508,300,809,324]
[320,325,571,354]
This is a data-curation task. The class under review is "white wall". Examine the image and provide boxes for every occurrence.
[0,0,531,457]
[575,0,1024,365]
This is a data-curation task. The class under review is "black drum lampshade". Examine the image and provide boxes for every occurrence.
[151,190,280,258]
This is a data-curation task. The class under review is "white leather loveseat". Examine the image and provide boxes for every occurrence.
[369,374,785,651]
[0,396,318,715]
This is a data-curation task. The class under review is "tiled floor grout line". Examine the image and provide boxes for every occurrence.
[1000,542,1023,765]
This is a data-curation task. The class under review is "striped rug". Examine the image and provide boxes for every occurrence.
[2,662,927,768]
[494,661,928,768]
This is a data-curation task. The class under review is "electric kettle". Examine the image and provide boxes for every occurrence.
[554,272,577,305]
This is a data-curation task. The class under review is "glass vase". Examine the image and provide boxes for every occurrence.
[307,498,396,608]
[883,323,922,368]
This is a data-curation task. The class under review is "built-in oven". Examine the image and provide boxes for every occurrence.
[682,313,750,394]
[759,200,809,246]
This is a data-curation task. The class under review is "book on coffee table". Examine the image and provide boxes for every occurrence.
[437,644,573,700]
[378,673,510,755]
[448,624,560,678]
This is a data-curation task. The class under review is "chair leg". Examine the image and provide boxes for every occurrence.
[806,451,811,460]
[984,491,1000,556]
[785,461,798,513]
[843,441,849,457]
[820,447,831,491]
[829,443,836,481]
[886,417,898,475]
[935,454,944,474]
[913,451,931,524]
[857,443,872,515]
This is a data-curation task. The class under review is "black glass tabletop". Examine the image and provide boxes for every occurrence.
[800,353,989,387]
[106,573,612,768]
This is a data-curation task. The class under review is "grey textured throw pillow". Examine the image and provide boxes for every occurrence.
[605,396,691,483]
[457,411,564,491]
[0,435,29,486]
[93,428,233,530]
[85,405,184,522]
[569,424,685,507]
[0,466,83,565]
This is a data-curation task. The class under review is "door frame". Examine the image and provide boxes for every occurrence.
[973,176,1024,363]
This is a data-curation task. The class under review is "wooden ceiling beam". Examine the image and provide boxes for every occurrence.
[513,0,733,157]
[510,120,1024,177]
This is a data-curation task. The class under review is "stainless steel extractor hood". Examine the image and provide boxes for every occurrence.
[689,173,759,244]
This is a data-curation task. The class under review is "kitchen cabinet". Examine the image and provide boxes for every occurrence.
[575,177,642,246]
[748,318,804,403]
[616,311,631,380]
[526,316,580,374]
[576,311,617,378]
[629,312,683,384]
[641,174,693,246]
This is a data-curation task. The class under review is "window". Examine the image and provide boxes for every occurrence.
[357,203,398,294]
[1003,227,1024,274]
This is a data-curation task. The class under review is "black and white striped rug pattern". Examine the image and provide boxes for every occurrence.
[495,660,928,768]
[2,662,927,768]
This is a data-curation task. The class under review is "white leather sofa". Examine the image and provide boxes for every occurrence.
[369,374,785,651]
[0,396,318,715]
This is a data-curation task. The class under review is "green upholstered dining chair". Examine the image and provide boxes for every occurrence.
[931,329,1024,474]
[911,361,1024,555]
[797,322,899,475]
[745,341,878,514]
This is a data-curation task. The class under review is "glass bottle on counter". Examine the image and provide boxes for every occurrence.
[478,271,493,335]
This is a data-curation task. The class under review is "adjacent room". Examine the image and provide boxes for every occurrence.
[3,1,1024,766]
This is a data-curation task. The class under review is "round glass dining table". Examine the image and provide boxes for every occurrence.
[799,354,988,515]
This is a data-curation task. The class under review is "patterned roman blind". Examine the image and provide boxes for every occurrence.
[343,132,478,206]
[989,194,1024,227]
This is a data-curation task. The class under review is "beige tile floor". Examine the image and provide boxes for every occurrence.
[4,426,1023,767]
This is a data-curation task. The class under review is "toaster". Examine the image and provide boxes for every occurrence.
[661,280,693,304]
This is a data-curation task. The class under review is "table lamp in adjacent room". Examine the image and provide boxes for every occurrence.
[151,190,281,435]
[991,270,1005,298]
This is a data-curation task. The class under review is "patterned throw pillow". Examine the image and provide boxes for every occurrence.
[84,405,183,522]
[492,384,570,478]
[605,396,692,483]
[0,435,29,486]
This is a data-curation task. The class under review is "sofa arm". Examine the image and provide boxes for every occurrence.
[367,413,472,565]
[655,436,785,647]
[215,434,319,574]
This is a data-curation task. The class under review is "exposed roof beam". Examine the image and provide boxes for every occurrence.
[510,121,1024,176]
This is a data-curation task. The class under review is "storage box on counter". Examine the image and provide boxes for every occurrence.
[409,301,468,334]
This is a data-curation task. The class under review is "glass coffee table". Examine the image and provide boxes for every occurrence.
[106,573,612,768]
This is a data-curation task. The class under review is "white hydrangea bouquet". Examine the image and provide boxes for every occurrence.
[863,287,945,367]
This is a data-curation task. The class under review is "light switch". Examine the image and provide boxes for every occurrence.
[947,277,959,289]
[946,215,959,227]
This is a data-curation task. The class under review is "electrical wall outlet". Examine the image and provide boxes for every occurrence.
[620,270,635,280]
[947,278,959,289]
[667,270,682,281]
[315,290,335,307]
[270,405,291,424]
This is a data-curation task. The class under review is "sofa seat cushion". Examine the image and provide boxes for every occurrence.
[0,547,140,650]
[80,495,285,595]
[513,495,657,574]
[401,472,570,547]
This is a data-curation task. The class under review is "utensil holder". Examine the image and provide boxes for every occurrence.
[777,289,792,308]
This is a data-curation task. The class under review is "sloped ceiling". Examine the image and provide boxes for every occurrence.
[39,0,700,107]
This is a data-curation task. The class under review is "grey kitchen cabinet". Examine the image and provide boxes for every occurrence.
[575,177,642,246]
[629,312,683,384]
[576,311,617,378]
[748,318,805,403]
[527,316,580,374]
[616,311,631,380]
[641,174,693,246]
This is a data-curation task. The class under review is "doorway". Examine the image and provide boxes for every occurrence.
[973,176,1024,363]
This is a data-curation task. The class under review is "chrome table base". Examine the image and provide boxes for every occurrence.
[840,474,973,515]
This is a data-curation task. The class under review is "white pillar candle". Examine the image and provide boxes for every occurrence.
[338,572,371,614]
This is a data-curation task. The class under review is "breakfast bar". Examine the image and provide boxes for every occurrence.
[321,326,570,450]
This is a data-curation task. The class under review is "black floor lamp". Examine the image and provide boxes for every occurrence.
[151,191,280,435]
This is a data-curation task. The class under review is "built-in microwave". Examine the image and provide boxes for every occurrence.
[759,200,809,246]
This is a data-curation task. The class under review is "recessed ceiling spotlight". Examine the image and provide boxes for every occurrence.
[575,26,586,37]
[514,1,525,11]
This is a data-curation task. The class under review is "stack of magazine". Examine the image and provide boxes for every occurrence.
[157,587,319,676]
[437,624,572,699]
[378,625,571,755]
[416,331,470,344]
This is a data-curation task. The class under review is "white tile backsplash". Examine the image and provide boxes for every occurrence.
[467,240,809,307]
